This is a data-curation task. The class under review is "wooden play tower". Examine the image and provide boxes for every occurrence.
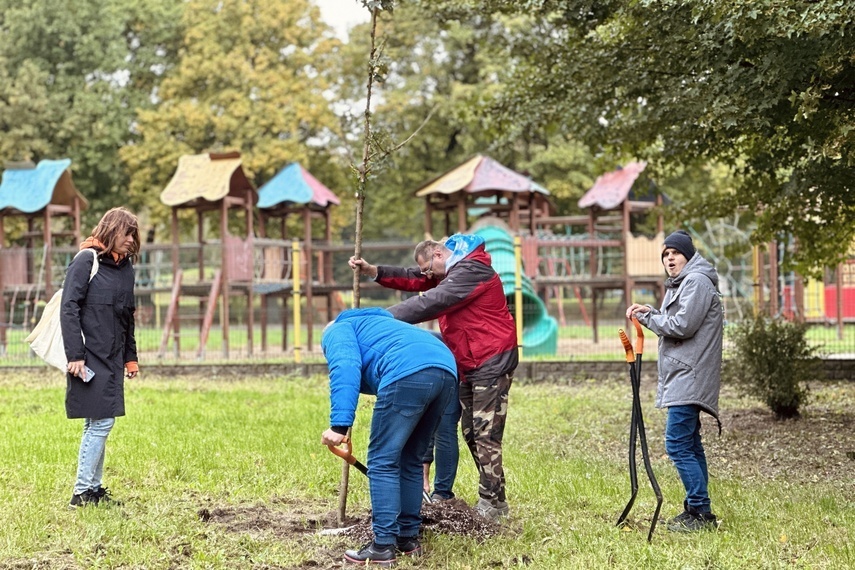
[533,162,665,341]
[158,151,256,359]
[416,154,552,236]
[255,162,341,352]
[0,159,87,354]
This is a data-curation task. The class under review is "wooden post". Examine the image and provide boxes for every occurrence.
[424,198,433,238]
[0,214,5,353]
[621,197,632,319]
[837,263,844,340]
[43,209,53,297]
[514,235,523,360]
[769,241,779,315]
[292,239,302,363]
[511,192,520,232]
[72,196,81,244]
[304,208,314,351]
[198,209,205,332]
[220,199,230,358]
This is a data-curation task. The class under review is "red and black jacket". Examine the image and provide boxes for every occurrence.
[376,244,518,382]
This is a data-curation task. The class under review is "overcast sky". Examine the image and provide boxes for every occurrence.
[315,0,371,39]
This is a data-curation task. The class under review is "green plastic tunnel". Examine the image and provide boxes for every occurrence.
[474,226,558,357]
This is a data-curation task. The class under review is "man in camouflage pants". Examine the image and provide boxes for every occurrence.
[350,233,518,521]
[459,370,513,513]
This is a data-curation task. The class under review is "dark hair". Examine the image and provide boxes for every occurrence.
[91,207,140,260]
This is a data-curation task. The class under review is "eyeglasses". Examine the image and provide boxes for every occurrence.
[419,253,434,278]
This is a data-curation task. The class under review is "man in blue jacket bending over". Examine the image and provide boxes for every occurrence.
[321,308,457,566]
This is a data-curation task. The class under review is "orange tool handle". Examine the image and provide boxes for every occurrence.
[618,329,635,363]
[327,437,356,465]
[632,317,644,356]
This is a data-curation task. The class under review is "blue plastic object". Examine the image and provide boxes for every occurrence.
[474,225,558,357]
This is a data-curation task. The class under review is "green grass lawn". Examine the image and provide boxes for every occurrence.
[0,371,852,569]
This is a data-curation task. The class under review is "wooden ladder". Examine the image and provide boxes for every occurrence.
[157,270,222,360]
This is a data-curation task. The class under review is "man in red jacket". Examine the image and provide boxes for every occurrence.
[350,233,518,521]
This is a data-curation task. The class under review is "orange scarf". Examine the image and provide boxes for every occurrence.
[79,237,125,263]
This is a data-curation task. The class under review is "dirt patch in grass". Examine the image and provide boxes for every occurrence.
[198,499,348,538]
[0,551,78,570]
[709,401,855,487]
[620,377,855,492]
[199,497,504,568]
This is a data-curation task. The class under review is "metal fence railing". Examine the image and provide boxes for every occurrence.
[1,240,853,365]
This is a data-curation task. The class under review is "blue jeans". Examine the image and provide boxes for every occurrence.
[421,379,461,499]
[367,368,456,545]
[665,405,710,513]
[73,417,115,495]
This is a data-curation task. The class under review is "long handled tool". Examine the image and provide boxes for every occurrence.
[328,437,368,476]
[328,437,433,503]
[616,318,663,542]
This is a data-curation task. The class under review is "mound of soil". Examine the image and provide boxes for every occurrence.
[340,498,502,544]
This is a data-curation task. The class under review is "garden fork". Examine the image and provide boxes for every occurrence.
[616,318,663,542]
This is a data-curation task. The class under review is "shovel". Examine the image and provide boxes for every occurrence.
[327,437,432,503]
[328,436,368,476]
[616,318,663,542]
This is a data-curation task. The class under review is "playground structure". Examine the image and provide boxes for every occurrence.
[418,159,667,344]
[416,154,553,237]
[0,159,88,355]
[154,153,350,359]
[758,239,853,340]
[1,153,852,362]
[473,221,558,356]
[531,162,665,342]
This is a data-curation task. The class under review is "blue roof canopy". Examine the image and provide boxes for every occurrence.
[257,163,340,209]
[0,159,88,213]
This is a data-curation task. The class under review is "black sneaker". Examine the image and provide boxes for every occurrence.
[667,507,718,532]
[93,486,122,506]
[396,536,423,557]
[666,509,695,527]
[343,541,396,566]
[69,489,99,508]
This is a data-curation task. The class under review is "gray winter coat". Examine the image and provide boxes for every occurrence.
[638,253,723,421]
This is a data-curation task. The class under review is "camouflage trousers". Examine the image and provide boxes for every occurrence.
[459,372,513,504]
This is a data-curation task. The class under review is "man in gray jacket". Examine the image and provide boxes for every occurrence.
[626,229,723,532]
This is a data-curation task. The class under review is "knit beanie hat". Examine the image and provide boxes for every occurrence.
[662,230,696,261]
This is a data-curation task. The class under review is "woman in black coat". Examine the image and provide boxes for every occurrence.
[61,207,140,507]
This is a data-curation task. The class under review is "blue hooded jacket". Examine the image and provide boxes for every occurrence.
[321,308,457,429]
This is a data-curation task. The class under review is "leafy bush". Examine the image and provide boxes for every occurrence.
[723,314,822,419]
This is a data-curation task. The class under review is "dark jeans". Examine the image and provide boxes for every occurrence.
[367,367,456,544]
[665,405,711,513]
[421,379,461,499]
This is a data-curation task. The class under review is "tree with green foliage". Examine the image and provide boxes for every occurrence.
[120,0,344,235]
[417,0,855,274]
[334,1,603,241]
[0,0,182,224]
